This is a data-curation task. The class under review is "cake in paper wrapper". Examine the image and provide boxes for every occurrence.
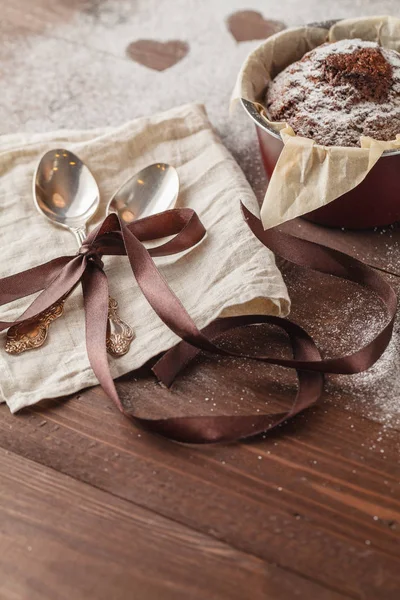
[233,16,400,229]
[266,39,400,147]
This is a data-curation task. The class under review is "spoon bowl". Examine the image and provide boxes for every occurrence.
[34,149,100,239]
[9,156,180,357]
[107,163,179,223]
[27,148,134,358]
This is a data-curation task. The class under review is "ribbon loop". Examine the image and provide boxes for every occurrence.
[0,204,396,445]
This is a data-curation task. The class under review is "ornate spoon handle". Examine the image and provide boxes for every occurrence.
[5,298,66,355]
[5,296,134,357]
[5,228,134,357]
[106,297,135,357]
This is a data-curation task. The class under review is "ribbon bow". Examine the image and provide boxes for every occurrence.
[0,205,397,444]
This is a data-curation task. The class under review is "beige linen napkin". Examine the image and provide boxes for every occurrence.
[0,103,289,413]
[232,15,400,229]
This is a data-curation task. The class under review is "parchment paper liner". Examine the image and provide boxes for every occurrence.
[232,16,400,229]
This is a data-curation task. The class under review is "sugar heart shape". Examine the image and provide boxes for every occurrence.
[227,10,286,42]
[126,39,189,71]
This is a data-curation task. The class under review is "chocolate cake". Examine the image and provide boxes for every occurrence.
[265,39,400,147]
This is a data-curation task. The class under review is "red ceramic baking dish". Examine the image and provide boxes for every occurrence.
[241,25,400,230]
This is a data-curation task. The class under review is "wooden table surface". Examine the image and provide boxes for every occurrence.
[0,2,399,599]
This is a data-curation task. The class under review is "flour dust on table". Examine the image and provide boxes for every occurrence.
[328,313,400,432]
[2,0,400,197]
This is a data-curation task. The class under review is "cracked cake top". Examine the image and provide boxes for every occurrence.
[265,39,400,147]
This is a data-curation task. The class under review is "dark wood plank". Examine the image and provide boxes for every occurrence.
[1,239,400,600]
[0,2,400,599]
[1,0,86,29]
[1,298,399,600]
[1,397,399,600]
[1,448,344,600]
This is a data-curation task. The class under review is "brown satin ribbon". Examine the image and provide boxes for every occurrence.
[148,204,397,442]
[0,204,396,444]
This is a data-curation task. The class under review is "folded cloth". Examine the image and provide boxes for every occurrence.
[0,103,289,413]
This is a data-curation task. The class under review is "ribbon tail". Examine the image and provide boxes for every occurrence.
[0,256,73,306]
[79,240,322,444]
[150,199,398,443]
[241,202,397,374]
[120,221,216,352]
[135,413,292,445]
[0,255,86,332]
[81,264,124,413]
[150,314,324,443]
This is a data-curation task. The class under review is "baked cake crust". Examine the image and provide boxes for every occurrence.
[265,39,400,147]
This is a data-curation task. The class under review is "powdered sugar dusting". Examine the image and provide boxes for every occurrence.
[285,261,400,432]
[310,38,378,60]
[1,1,400,433]
[266,39,400,146]
[328,312,400,431]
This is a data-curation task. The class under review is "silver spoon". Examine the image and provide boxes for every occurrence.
[104,163,179,355]
[103,162,179,356]
[5,149,132,357]
[107,162,179,223]
[5,155,179,356]
[33,149,100,245]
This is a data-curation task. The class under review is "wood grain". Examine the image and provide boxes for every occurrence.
[0,0,82,34]
[1,329,399,600]
[2,246,400,598]
[1,201,400,600]
[0,1,400,599]
[2,448,346,600]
